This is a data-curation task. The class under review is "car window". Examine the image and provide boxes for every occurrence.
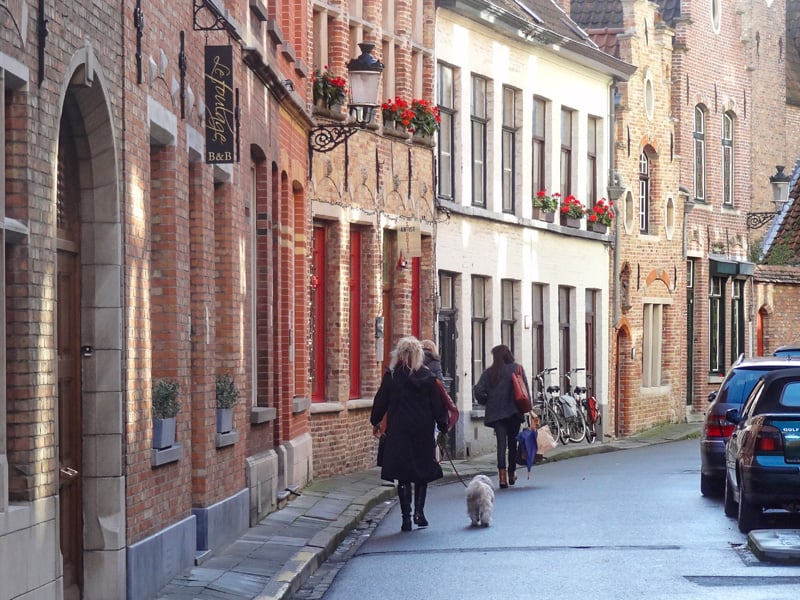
[741,379,765,418]
[720,369,772,405]
[780,382,800,408]
[774,349,800,357]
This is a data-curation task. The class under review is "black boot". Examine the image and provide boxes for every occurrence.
[397,482,412,531]
[413,482,428,527]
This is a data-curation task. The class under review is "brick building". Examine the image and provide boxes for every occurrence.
[307,0,438,476]
[1,1,312,598]
[571,0,686,435]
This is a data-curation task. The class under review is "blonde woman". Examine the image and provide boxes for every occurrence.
[371,336,449,531]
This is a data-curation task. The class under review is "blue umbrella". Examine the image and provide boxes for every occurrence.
[516,427,539,477]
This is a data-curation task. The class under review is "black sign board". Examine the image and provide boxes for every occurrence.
[204,45,235,164]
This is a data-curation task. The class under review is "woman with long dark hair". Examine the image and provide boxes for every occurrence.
[473,344,530,488]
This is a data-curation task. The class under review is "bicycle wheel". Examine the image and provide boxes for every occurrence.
[553,402,570,445]
[539,404,562,444]
[566,411,587,444]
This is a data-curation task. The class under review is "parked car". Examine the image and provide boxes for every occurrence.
[700,355,800,497]
[723,367,800,533]
[774,341,800,358]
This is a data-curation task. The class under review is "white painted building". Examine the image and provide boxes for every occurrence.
[433,0,635,458]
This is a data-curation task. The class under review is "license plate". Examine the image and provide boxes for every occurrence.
[780,422,800,463]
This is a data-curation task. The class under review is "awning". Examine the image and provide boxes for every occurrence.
[709,255,754,277]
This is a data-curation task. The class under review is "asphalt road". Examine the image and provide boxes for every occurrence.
[297,439,800,600]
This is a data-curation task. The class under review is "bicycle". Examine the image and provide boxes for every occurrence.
[531,367,564,443]
[560,368,588,444]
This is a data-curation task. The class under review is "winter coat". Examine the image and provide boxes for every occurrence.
[473,362,528,427]
[370,363,449,483]
[423,350,443,380]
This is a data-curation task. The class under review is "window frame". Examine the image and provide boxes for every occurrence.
[437,62,455,201]
[642,302,664,388]
[501,279,517,354]
[471,275,488,389]
[501,86,519,213]
[470,75,488,208]
[722,112,734,207]
[709,276,725,375]
[532,97,546,196]
[693,105,706,202]
[587,116,599,205]
[559,108,573,198]
[638,151,650,234]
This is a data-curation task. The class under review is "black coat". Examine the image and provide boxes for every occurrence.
[370,364,448,483]
[473,362,528,427]
[423,350,443,380]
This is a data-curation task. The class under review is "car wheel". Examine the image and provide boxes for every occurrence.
[723,475,737,517]
[701,473,721,497]
[737,490,760,533]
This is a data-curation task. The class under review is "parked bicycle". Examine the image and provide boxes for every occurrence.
[560,368,588,444]
[531,367,564,443]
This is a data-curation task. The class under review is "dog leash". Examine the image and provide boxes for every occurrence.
[437,437,469,488]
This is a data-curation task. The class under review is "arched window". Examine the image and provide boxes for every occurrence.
[722,112,734,206]
[639,151,650,233]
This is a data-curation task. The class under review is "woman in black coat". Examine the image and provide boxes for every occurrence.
[371,336,449,531]
[473,344,529,488]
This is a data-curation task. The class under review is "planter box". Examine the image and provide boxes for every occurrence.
[217,408,233,434]
[152,417,176,450]
[411,131,435,147]
[591,222,609,234]
[564,217,583,229]
[532,208,555,223]
[383,120,411,140]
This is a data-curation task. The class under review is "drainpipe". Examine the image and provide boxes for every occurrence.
[607,79,625,327]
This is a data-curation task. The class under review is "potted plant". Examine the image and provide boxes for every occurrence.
[216,373,240,434]
[152,378,180,450]
[532,190,559,222]
[408,98,441,141]
[560,194,586,228]
[312,66,348,110]
[589,198,614,233]
[381,97,413,137]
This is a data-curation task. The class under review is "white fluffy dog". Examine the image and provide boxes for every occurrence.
[466,474,495,527]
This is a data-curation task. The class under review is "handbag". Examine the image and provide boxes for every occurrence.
[511,364,531,413]
[435,378,459,430]
[536,424,557,454]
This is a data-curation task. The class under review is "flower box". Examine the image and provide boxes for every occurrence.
[591,222,609,234]
[565,217,583,229]
[532,208,555,223]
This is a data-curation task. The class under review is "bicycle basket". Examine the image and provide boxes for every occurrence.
[558,395,578,419]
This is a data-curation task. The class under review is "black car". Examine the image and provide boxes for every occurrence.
[700,355,800,496]
[724,367,800,533]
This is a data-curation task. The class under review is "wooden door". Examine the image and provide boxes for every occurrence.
[57,119,83,599]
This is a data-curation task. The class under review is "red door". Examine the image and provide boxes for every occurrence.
[57,120,83,599]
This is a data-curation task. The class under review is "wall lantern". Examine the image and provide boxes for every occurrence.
[747,165,791,229]
[308,42,384,153]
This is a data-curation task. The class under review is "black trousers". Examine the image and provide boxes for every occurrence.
[493,415,522,470]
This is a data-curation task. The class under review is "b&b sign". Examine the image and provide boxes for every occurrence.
[205,45,234,164]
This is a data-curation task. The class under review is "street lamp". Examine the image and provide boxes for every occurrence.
[308,43,384,153]
[746,165,791,229]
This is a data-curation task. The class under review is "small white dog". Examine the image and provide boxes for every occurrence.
[465,474,495,527]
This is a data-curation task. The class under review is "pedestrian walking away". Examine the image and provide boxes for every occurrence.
[421,339,443,380]
[473,344,530,488]
[370,336,450,531]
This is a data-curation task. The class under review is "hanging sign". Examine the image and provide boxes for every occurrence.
[398,220,422,258]
[204,45,235,164]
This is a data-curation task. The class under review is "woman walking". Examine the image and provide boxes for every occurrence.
[371,336,449,531]
[473,344,529,488]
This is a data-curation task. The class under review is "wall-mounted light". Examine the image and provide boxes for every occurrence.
[747,165,790,229]
[308,42,384,153]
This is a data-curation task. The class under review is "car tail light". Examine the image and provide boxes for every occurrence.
[705,415,734,438]
[755,424,783,452]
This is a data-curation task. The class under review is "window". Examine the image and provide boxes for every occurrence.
[585,289,598,396]
[501,87,518,213]
[558,286,572,378]
[532,97,546,195]
[501,279,517,353]
[311,226,327,401]
[730,279,744,363]
[349,228,362,398]
[709,277,725,374]
[471,75,488,208]
[531,283,545,377]
[471,276,488,388]
[642,303,664,387]
[693,105,706,202]
[587,116,599,204]
[437,63,455,200]
[722,112,734,206]
[711,0,721,32]
[560,108,573,198]
[638,152,650,233]
[644,75,654,120]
